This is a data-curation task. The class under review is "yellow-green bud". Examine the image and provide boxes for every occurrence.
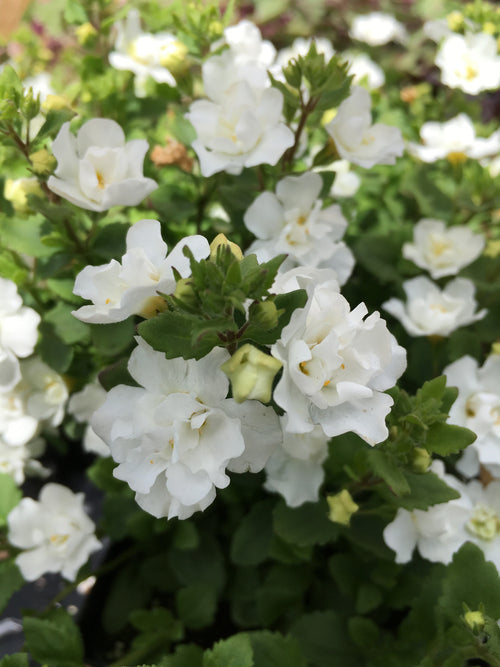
[159,40,189,74]
[208,20,223,40]
[29,149,56,176]
[4,177,43,214]
[327,490,359,526]
[412,447,431,473]
[484,239,500,258]
[483,21,496,35]
[41,94,72,112]
[209,233,243,262]
[464,610,485,633]
[248,301,279,330]
[21,88,40,121]
[220,344,282,404]
[491,341,500,355]
[174,277,198,308]
[447,10,464,31]
[75,22,98,46]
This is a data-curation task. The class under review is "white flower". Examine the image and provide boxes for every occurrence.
[325,87,404,168]
[271,280,406,445]
[329,160,361,198]
[92,339,280,520]
[7,483,101,581]
[109,9,182,96]
[264,420,329,507]
[0,278,40,393]
[200,50,270,103]
[68,383,108,456]
[350,12,407,46]
[0,437,46,485]
[408,114,500,163]
[383,276,487,337]
[444,355,500,478]
[213,19,276,69]
[244,172,354,284]
[436,32,500,95]
[72,219,210,324]
[384,461,500,570]
[345,52,385,89]
[20,357,68,427]
[423,19,452,43]
[0,385,39,447]
[402,219,485,279]
[47,118,157,212]
[186,76,294,176]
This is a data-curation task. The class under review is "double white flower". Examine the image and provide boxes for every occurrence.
[325,87,404,169]
[271,279,406,446]
[383,277,486,337]
[72,219,210,324]
[403,219,485,279]
[8,483,101,581]
[92,339,281,520]
[47,119,157,212]
[436,32,500,96]
[349,12,407,46]
[444,355,500,479]
[244,172,354,284]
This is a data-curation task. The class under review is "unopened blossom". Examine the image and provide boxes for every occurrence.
[186,70,293,176]
[436,32,500,95]
[109,9,185,96]
[0,278,40,393]
[408,114,500,164]
[444,355,500,478]
[271,280,406,445]
[92,339,280,520]
[68,383,108,456]
[325,87,404,168]
[403,219,485,279]
[345,52,385,89]
[220,344,282,404]
[264,420,329,507]
[4,178,43,214]
[7,483,101,581]
[384,461,500,570]
[72,219,210,324]
[244,172,354,285]
[350,12,407,46]
[212,19,276,69]
[383,277,486,338]
[47,119,157,212]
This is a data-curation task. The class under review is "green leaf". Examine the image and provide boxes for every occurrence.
[0,655,29,667]
[424,422,476,456]
[256,565,310,625]
[103,563,153,634]
[0,217,56,259]
[291,611,360,667]
[0,473,22,526]
[243,290,307,346]
[273,500,339,547]
[44,302,90,345]
[439,542,500,621]
[366,449,410,496]
[34,108,76,142]
[248,630,306,667]
[24,608,84,667]
[378,470,460,511]
[0,560,24,614]
[130,608,184,652]
[38,322,73,373]
[162,645,204,667]
[176,583,217,629]
[169,535,226,593]
[203,633,254,667]
[231,500,274,566]
[91,318,135,357]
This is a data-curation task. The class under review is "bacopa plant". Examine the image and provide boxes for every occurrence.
[1,0,500,665]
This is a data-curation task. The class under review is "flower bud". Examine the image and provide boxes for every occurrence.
[248,301,279,330]
[411,447,431,473]
[29,148,56,175]
[327,490,359,526]
[491,341,500,355]
[464,609,485,633]
[220,343,282,404]
[4,178,43,213]
[41,94,72,112]
[21,88,40,121]
[483,22,496,35]
[209,233,243,262]
[75,22,98,46]
[446,10,464,31]
[173,277,198,309]
[159,40,188,74]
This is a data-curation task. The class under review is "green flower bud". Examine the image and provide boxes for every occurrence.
[412,447,431,473]
[21,88,40,121]
[75,22,98,46]
[29,148,56,176]
[248,300,279,330]
[209,233,243,262]
[173,277,198,308]
[327,490,359,526]
[464,609,485,633]
[220,343,282,404]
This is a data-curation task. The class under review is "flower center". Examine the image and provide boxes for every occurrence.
[96,170,106,189]
[466,504,500,541]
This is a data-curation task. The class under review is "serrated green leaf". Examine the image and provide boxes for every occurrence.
[366,449,410,496]
[231,500,274,566]
[248,630,306,667]
[176,583,217,629]
[378,470,460,510]
[257,565,309,625]
[0,473,22,526]
[291,611,360,667]
[24,608,84,667]
[162,645,204,667]
[273,500,339,547]
[424,422,476,456]
[0,560,24,614]
[203,633,254,667]
[0,655,29,667]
